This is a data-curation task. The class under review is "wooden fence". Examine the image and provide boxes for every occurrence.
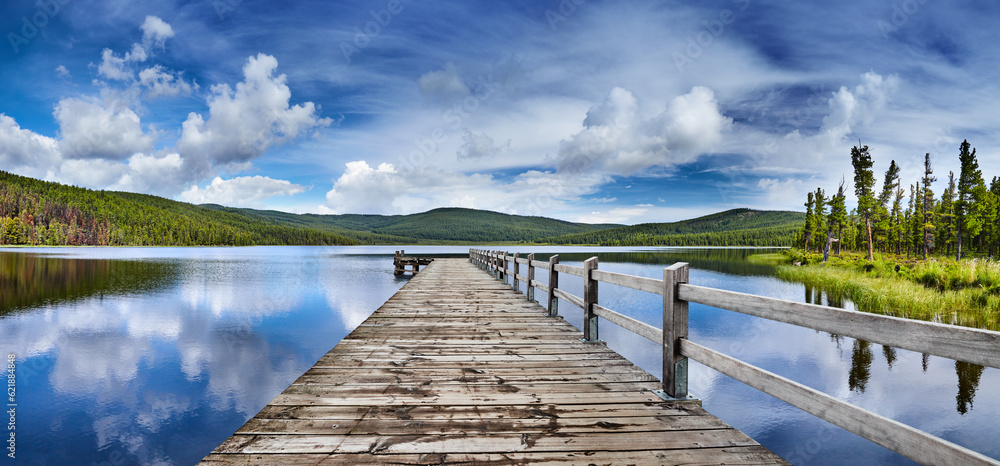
[468,249,1000,465]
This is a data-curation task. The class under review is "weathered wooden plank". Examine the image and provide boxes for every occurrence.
[593,304,662,343]
[293,373,659,386]
[281,381,663,397]
[302,365,657,377]
[679,283,1000,370]
[680,339,1000,466]
[554,263,585,277]
[217,429,761,455]
[592,268,663,295]
[269,390,666,406]
[202,446,786,465]
[253,402,708,421]
[530,280,549,294]
[328,343,619,354]
[237,414,731,435]
[318,353,625,363]
[205,446,787,466]
[553,287,584,309]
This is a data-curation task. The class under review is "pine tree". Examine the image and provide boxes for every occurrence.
[937,172,957,257]
[875,160,900,252]
[921,153,936,258]
[803,191,815,252]
[824,182,847,262]
[813,188,827,252]
[956,140,985,260]
[908,183,921,258]
[891,186,905,254]
[851,144,877,260]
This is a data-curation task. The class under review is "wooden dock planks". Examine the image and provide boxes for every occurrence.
[202,258,788,465]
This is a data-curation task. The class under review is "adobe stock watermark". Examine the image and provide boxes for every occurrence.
[673,0,750,72]
[7,0,71,54]
[713,83,832,204]
[876,0,928,40]
[545,0,587,31]
[341,0,413,64]
[68,110,125,159]
[6,353,15,460]
[398,55,523,172]
[212,0,244,21]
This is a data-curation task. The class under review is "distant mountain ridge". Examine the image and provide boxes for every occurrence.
[0,170,798,246]
[537,208,804,246]
[203,205,622,243]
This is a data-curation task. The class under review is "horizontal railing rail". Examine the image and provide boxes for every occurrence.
[467,249,1000,465]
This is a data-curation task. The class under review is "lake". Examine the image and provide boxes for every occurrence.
[0,246,996,465]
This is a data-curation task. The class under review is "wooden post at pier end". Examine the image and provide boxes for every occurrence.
[526,253,536,302]
[548,254,559,317]
[663,262,690,399]
[582,257,599,342]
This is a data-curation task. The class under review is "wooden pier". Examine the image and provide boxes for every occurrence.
[393,250,433,276]
[201,258,786,464]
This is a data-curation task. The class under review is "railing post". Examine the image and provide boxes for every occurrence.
[526,253,536,302]
[493,251,500,280]
[502,252,509,285]
[547,254,559,317]
[512,252,520,292]
[582,257,599,342]
[662,262,690,399]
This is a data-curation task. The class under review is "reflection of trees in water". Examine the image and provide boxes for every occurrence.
[955,360,985,415]
[0,252,178,313]
[804,274,989,415]
[844,338,987,414]
[849,339,873,393]
[882,345,897,370]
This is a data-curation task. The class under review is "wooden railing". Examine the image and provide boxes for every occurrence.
[468,249,1000,465]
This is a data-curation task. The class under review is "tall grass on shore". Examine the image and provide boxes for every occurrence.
[775,256,1000,331]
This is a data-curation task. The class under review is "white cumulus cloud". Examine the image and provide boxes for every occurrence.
[178,53,332,168]
[139,65,196,98]
[557,86,732,176]
[180,176,307,207]
[140,15,174,49]
[54,97,155,160]
[323,160,608,216]
[0,114,62,176]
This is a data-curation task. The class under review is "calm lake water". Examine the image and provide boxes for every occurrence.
[0,246,996,465]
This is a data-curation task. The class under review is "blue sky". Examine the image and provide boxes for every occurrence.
[1,0,998,224]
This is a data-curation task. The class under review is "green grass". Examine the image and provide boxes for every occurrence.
[774,251,1000,330]
[746,253,788,265]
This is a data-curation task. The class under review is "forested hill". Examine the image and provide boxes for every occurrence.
[203,205,622,243]
[0,171,356,246]
[538,209,804,246]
